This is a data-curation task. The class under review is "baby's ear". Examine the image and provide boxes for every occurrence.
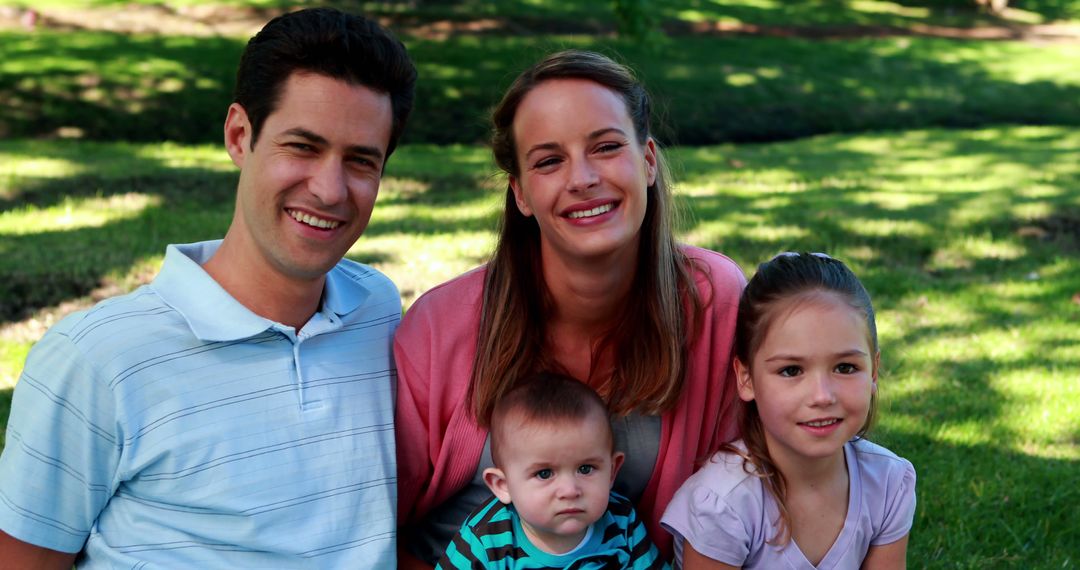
[483,467,512,505]
[734,357,755,402]
[609,451,626,486]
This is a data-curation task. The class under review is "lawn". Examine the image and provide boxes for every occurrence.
[2,126,1078,567]
[2,0,1079,566]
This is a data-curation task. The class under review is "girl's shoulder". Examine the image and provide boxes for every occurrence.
[849,439,917,495]
[680,443,763,501]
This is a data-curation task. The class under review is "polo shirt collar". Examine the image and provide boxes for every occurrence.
[151,241,274,342]
[151,241,372,342]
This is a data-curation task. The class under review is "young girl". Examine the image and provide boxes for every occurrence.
[661,252,916,569]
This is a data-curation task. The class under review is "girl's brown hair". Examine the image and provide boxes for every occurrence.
[469,49,703,426]
[723,252,879,545]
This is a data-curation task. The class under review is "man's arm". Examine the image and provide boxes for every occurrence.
[0,531,77,570]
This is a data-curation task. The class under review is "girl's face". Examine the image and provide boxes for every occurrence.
[508,78,657,268]
[735,293,878,470]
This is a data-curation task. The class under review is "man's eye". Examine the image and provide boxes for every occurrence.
[535,469,553,480]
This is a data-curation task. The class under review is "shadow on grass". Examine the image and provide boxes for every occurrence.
[3,25,1080,146]
[876,430,1080,568]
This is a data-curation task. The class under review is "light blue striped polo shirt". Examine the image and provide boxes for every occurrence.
[0,240,400,568]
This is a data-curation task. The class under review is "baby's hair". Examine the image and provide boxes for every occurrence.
[726,252,879,545]
[489,372,613,468]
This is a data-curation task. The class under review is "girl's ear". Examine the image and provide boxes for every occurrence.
[871,351,881,393]
[483,467,512,505]
[734,357,755,402]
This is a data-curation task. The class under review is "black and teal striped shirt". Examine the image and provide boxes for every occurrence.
[436,492,669,569]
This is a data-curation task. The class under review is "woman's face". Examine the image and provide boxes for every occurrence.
[509,78,657,267]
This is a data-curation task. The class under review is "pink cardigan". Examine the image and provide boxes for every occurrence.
[394,246,745,558]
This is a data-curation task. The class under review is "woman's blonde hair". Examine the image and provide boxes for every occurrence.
[469,49,703,426]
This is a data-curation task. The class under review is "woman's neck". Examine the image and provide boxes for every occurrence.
[539,242,638,379]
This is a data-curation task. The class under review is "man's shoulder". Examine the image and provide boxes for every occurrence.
[332,257,399,299]
[47,284,176,345]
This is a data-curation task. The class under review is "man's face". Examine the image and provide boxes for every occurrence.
[224,71,393,283]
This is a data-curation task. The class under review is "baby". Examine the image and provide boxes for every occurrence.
[437,372,667,569]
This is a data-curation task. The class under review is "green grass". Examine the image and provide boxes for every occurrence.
[3,12,1080,145]
[2,126,1078,566]
[11,0,1080,24]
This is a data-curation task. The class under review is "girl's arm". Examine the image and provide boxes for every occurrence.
[861,534,909,570]
[683,541,741,570]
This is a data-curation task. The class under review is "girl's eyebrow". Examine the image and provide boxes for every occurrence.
[763,349,869,362]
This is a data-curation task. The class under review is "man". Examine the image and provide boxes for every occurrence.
[0,8,416,567]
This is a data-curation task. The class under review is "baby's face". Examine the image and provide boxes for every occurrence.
[495,413,621,554]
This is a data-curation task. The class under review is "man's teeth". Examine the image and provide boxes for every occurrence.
[567,203,613,219]
[289,210,340,229]
[803,419,839,427]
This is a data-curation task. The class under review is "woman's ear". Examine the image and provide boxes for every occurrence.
[509,178,533,217]
[734,357,755,402]
[643,137,657,186]
[483,467,513,505]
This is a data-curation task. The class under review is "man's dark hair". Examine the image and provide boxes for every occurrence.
[233,7,416,157]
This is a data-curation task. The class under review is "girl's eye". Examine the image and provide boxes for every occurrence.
[835,363,858,374]
[778,365,802,377]
[535,469,553,480]
[577,465,595,475]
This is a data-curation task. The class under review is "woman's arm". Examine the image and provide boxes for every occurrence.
[683,541,740,570]
[861,535,909,570]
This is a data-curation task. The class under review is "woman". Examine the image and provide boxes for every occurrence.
[395,50,745,566]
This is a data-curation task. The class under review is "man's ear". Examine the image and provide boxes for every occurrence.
[224,102,252,169]
[508,178,533,217]
[609,451,625,486]
[483,467,512,505]
[734,357,755,402]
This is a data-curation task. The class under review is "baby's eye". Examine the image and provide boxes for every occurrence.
[577,465,595,475]
[778,365,802,377]
[835,363,858,374]
[535,469,553,480]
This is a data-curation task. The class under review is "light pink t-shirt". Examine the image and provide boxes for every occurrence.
[661,439,916,569]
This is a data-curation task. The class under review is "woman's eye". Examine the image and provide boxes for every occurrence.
[596,142,623,153]
[577,465,595,475]
[535,469,553,480]
[778,365,801,377]
[533,157,561,170]
[835,363,858,374]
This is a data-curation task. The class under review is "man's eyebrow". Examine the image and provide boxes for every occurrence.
[281,127,384,160]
